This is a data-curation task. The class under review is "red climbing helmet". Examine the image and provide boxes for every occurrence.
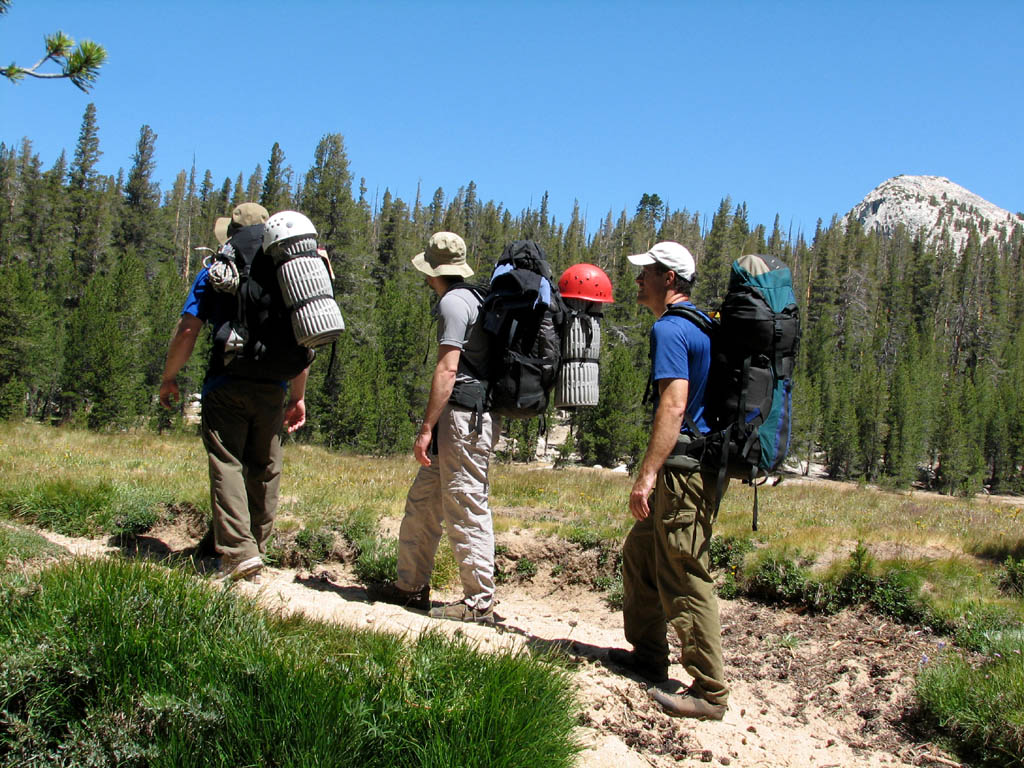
[558,263,614,303]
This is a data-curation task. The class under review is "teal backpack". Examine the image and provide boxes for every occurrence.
[667,254,801,529]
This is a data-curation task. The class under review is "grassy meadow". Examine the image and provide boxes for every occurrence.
[1,420,1023,765]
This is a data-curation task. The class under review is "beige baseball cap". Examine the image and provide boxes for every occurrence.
[411,231,473,278]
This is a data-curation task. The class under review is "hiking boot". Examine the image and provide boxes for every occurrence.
[651,689,726,721]
[428,600,495,624]
[607,648,669,683]
[220,555,263,582]
[369,581,430,611]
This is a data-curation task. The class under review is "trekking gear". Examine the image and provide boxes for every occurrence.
[219,554,263,583]
[475,240,566,420]
[665,254,800,530]
[262,211,345,349]
[607,648,669,683]
[428,600,496,624]
[208,224,314,382]
[555,263,614,408]
[650,689,726,721]
[558,263,615,303]
[369,581,430,611]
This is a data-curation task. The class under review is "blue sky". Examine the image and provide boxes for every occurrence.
[2,0,1021,240]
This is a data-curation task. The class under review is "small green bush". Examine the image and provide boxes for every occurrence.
[112,505,162,538]
[516,557,538,579]
[295,527,334,565]
[998,556,1024,597]
[744,554,810,604]
[565,525,602,550]
[353,536,398,584]
[337,506,379,545]
[602,574,624,610]
[709,535,754,571]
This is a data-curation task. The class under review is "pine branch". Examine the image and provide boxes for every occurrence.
[2,28,106,92]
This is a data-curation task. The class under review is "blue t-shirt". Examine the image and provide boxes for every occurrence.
[182,267,232,326]
[649,301,711,435]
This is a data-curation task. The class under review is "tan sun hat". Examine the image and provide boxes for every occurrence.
[411,231,473,278]
[214,202,269,244]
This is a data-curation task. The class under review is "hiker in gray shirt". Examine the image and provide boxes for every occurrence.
[370,232,500,623]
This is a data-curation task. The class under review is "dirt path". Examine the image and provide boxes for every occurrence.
[34,526,960,768]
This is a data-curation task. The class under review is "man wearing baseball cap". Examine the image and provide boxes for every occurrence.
[370,231,500,623]
[608,241,730,721]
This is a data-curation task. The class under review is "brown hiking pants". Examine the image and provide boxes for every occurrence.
[201,378,287,563]
[622,462,729,706]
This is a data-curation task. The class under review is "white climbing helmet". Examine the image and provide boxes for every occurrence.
[263,210,318,254]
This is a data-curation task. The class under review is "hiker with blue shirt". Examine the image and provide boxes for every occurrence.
[159,202,312,583]
[608,240,730,721]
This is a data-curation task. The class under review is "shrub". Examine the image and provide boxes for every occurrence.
[295,527,335,566]
[565,525,602,550]
[998,556,1024,597]
[337,506,380,546]
[709,535,754,571]
[353,536,398,584]
[516,557,538,579]
[744,554,810,605]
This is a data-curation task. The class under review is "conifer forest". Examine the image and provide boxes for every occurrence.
[1,105,1023,497]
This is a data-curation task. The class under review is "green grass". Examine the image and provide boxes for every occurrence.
[3,422,1024,766]
[0,521,65,568]
[916,633,1024,766]
[0,557,580,768]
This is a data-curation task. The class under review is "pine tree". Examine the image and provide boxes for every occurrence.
[119,124,160,255]
[260,142,291,213]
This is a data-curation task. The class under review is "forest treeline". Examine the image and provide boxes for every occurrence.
[1,104,1023,496]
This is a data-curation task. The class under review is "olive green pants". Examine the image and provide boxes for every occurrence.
[201,378,287,563]
[622,463,729,706]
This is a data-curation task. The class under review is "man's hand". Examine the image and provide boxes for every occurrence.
[414,425,433,467]
[159,378,180,410]
[629,470,657,521]
[284,398,306,433]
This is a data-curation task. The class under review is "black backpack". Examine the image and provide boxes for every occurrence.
[210,225,314,382]
[667,254,800,529]
[476,240,566,420]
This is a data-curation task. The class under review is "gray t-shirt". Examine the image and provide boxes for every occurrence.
[435,285,489,386]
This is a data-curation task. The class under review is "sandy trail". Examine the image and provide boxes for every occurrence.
[34,521,962,768]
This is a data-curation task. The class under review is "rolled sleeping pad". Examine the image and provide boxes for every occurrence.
[555,309,601,407]
[275,248,345,348]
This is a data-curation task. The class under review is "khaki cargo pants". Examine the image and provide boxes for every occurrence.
[622,460,729,706]
[201,378,287,563]
[396,404,500,611]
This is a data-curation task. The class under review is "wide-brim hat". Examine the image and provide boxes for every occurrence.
[412,231,473,278]
[213,217,231,245]
[214,202,269,245]
[627,241,695,281]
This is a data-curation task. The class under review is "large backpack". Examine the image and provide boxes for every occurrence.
[209,224,314,382]
[475,240,566,420]
[667,253,800,529]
